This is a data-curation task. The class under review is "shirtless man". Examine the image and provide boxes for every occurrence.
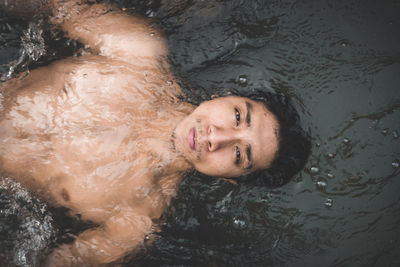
[0,0,309,266]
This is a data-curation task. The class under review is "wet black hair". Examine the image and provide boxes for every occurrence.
[230,89,311,187]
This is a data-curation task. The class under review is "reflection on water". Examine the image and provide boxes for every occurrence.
[1,0,400,266]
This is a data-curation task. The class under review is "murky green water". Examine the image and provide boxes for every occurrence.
[1,0,399,266]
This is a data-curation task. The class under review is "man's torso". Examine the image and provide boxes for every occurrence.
[0,55,190,223]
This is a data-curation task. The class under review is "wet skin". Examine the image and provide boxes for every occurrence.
[0,1,278,266]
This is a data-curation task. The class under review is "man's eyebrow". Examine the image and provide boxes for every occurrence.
[244,145,253,170]
[245,101,252,127]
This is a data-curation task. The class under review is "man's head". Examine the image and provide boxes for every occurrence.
[173,95,279,177]
[174,90,310,186]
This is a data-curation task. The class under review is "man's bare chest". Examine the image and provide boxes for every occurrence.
[1,58,184,223]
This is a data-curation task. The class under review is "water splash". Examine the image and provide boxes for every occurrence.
[21,21,45,62]
[0,177,57,267]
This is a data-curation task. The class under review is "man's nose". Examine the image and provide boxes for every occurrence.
[207,125,237,152]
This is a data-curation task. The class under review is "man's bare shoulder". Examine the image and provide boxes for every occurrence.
[57,3,169,65]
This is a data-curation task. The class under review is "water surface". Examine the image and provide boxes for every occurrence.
[1,0,399,266]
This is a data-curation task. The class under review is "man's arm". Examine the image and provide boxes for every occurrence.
[1,0,168,64]
[50,0,168,64]
[46,207,154,266]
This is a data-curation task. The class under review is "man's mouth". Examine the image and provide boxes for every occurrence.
[188,127,196,151]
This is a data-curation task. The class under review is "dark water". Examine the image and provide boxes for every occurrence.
[1,0,400,266]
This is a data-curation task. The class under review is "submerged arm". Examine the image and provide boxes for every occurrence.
[50,1,168,62]
[1,0,168,63]
[46,207,154,266]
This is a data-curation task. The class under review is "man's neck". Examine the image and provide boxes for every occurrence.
[147,101,195,178]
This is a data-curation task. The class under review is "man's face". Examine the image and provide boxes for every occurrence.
[173,96,279,177]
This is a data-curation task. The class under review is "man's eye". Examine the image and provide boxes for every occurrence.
[235,146,241,165]
[235,108,240,126]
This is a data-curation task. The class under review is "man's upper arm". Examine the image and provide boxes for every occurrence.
[47,207,153,265]
[52,2,168,63]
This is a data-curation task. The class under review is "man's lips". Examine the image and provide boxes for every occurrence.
[188,127,196,151]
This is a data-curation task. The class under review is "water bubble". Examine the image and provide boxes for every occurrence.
[343,138,350,144]
[327,153,335,159]
[233,218,247,230]
[327,173,335,179]
[392,130,399,139]
[325,198,333,208]
[310,166,319,174]
[392,159,399,169]
[237,75,248,86]
[316,178,328,190]
[381,128,389,136]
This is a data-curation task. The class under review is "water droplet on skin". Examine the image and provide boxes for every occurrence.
[392,130,399,139]
[325,198,333,208]
[327,173,335,179]
[343,138,350,144]
[150,32,155,37]
[392,159,399,169]
[381,128,389,136]
[310,166,319,174]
